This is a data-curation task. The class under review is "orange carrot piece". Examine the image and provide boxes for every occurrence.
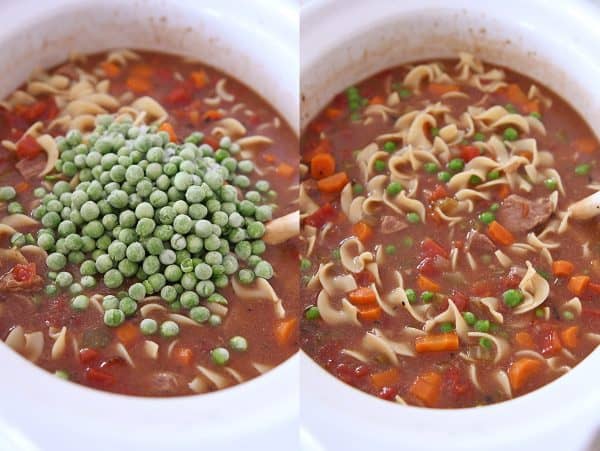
[573,137,597,154]
[348,287,377,305]
[100,62,121,78]
[522,100,539,114]
[262,153,277,164]
[310,152,336,179]
[427,83,460,96]
[352,221,374,243]
[275,318,297,346]
[560,326,579,349]
[369,96,385,105]
[115,322,139,347]
[15,182,29,194]
[190,70,209,88]
[567,275,590,296]
[317,171,349,193]
[158,122,178,143]
[325,107,343,120]
[409,371,442,407]
[505,83,529,105]
[189,110,201,126]
[514,331,535,348]
[358,304,382,321]
[303,138,331,163]
[415,333,459,353]
[370,368,400,389]
[276,162,295,178]
[126,76,152,93]
[203,110,223,121]
[173,347,194,366]
[487,220,515,246]
[509,358,543,391]
[417,274,440,293]
[552,260,574,278]
[130,64,153,78]
[497,184,511,200]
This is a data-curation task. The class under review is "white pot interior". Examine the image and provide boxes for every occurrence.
[0,1,298,451]
[300,1,600,450]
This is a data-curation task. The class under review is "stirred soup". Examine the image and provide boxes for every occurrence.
[0,50,299,396]
[300,53,600,408]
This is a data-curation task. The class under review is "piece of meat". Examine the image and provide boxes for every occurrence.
[15,153,46,179]
[147,371,184,395]
[465,229,496,252]
[0,263,44,292]
[381,215,408,234]
[496,194,553,234]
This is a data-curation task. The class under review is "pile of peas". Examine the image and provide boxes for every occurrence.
[20,115,277,334]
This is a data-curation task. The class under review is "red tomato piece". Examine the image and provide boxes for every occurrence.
[165,85,192,105]
[448,290,469,311]
[79,348,100,364]
[417,257,439,277]
[99,356,127,369]
[420,238,449,259]
[355,270,375,287]
[429,184,448,202]
[84,367,116,386]
[303,203,336,228]
[444,366,470,397]
[11,263,37,283]
[539,329,562,356]
[378,386,398,400]
[16,135,43,160]
[460,145,480,162]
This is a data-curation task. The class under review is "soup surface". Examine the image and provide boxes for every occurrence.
[0,50,299,396]
[300,53,600,408]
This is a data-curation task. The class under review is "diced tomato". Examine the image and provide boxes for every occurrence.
[18,101,46,122]
[448,290,469,311]
[417,257,439,277]
[429,184,448,202]
[501,273,521,291]
[587,282,600,295]
[444,366,470,397]
[165,85,192,105]
[15,135,43,160]
[303,203,336,228]
[99,356,126,369]
[377,386,398,400]
[84,367,116,386]
[420,238,449,259]
[460,145,480,162]
[334,363,356,384]
[539,329,562,356]
[471,280,493,297]
[11,263,37,283]
[154,67,173,82]
[202,135,220,149]
[79,348,100,364]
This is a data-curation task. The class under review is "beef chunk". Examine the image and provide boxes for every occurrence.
[381,215,408,234]
[465,229,496,253]
[496,194,553,234]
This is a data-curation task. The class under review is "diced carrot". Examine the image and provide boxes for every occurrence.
[509,357,543,391]
[409,371,442,407]
[417,274,440,293]
[540,328,562,356]
[514,331,535,348]
[370,368,400,389]
[505,83,529,106]
[348,287,377,305]
[276,162,295,178]
[573,137,597,154]
[158,122,177,143]
[497,184,510,200]
[552,260,574,278]
[358,304,382,321]
[115,322,139,347]
[15,182,29,194]
[303,138,331,163]
[369,96,385,105]
[429,184,448,202]
[262,153,276,164]
[203,110,223,121]
[567,275,590,296]
[415,333,459,353]
[560,326,579,349]
[427,83,460,96]
[190,70,209,88]
[352,221,374,243]
[310,152,336,179]
[275,318,297,346]
[189,110,201,125]
[517,150,533,161]
[126,76,152,93]
[130,64,153,78]
[487,220,515,246]
[317,171,349,193]
[325,107,343,120]
[460,145,480,162]
[522,100,539,114]
[173,347,194,366]
[100,61,121,78]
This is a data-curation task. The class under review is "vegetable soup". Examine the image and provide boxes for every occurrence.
[0,50,299,396]
[300,53,600,408]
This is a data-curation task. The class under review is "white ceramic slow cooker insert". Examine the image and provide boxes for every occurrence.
[300,1,600,450]
[0,1,299,450]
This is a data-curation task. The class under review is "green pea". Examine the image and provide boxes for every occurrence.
[374,160,386,172]
[503,127,519,141]
[104,309,125,327]
[575,163,591,176]
[463,311,477,325]
[160,320,179,338]
[210,347,229,366]
[405,288,417,303]
[406,212,420,224]
[140,318,158,335]
[229,336,248,352]
[440,322,454,333]
[386,181,404,196]
[448,158,465,172]
[71,295,89,311]
[474,319,490,333]
[421,291,434,303]
[503,289,524,308]
[437,171,451,183]
[544,178,557,190]
[304,306,320,320]
[190,306,210,323]
[479,211,495,224]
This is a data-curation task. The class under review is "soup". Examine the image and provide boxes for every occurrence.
[300,53,600,408]
[0,50,299,396]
